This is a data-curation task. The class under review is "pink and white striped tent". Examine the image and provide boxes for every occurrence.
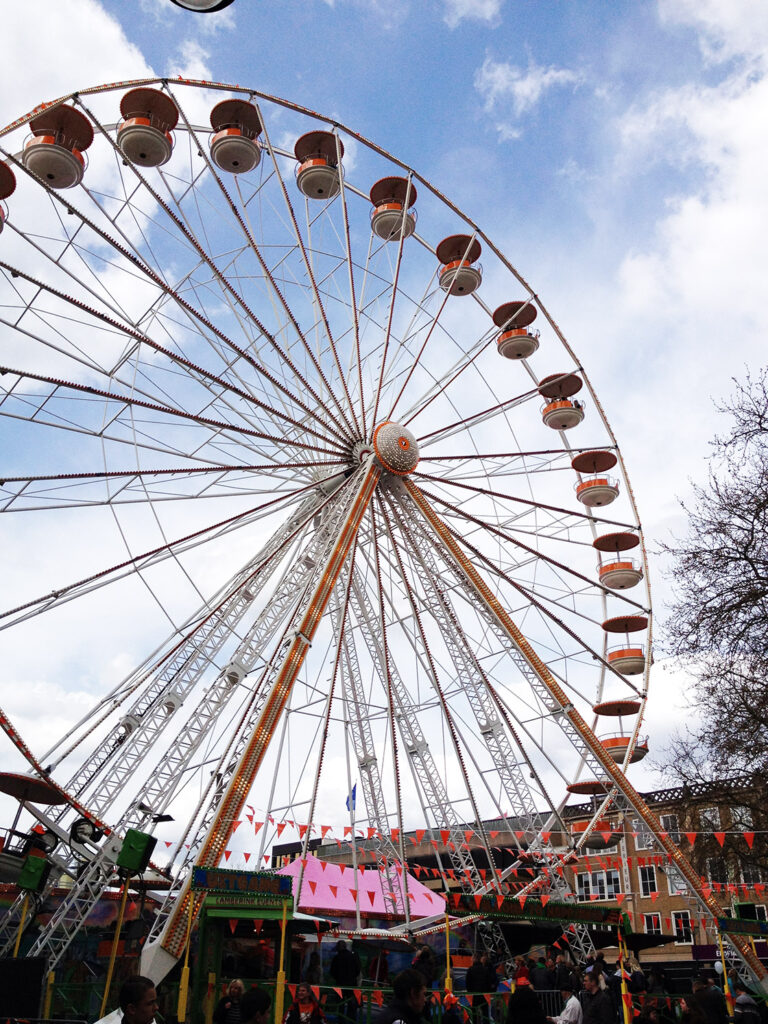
[277,854,445,918]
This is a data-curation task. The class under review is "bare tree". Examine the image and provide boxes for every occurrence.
[659,370,768,873]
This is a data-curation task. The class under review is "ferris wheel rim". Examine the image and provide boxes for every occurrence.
[0,75,652,888]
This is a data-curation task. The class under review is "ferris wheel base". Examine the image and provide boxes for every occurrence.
[140,938,179,985]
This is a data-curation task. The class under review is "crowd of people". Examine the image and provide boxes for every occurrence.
[111,944,767,1024]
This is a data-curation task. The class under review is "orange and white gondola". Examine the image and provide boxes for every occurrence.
[370,176,417,241]
[117,88,179,168]
[0,162,16,233]
[493,299,539,359]
[22,104,94,189]
[210,98,262,173]
[593,529,644,590]
[436,235,482,295]
[295,131,343,199]
[539,371,584,429]
[600,732,649,763]
[572,449,620,507]
[602,613,648,675]
[566,778,612,796]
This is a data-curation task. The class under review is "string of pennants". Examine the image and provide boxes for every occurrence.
[156,813,766,909]
[158,809,762,858]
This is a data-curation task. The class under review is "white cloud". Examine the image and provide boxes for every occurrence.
[658,0,768,65]
[442,0,503,29]
[168,39,214,81]
[474,57,580,137]
[1,0,153,132]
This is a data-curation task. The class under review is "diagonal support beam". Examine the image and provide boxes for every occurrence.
[141,460,380,982]
[404,478,768,990]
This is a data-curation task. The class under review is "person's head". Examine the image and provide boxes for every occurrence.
[473,953,483,965]
[734,983,748,995]
[336,940,346,952]
[119,976,158,1024]
[309,952,320,965]
[241,988,271,1024]
[584,970,601,994]
[560,981,574,998]
[393,969,428,1013]
[296,984,314,1004]
[228,981,245,1000]
[692,981,706,994]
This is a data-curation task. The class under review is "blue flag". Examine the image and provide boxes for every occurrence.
[346,783,357,811]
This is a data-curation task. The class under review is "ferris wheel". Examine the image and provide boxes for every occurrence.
[0,78,759,986]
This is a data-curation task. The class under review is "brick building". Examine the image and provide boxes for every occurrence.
[274,778,767,970]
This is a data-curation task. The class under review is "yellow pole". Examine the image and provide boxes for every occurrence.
[177,894,197,1022]
[12,891,30,958]
[43,969,55,1019]
[205,972,217,1024]
[99,882,131,1018]
[274,900,289,1024]
[444,914,452,993]
[717,931,735,1016]
[617,935,632,1024]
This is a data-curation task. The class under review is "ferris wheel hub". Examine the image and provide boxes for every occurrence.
[372,421,419,475]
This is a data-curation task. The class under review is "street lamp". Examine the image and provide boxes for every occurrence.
[168,0,236,10]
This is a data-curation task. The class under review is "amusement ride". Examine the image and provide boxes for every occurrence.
[0,78,764,990]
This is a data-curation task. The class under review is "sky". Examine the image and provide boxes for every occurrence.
[0,0,767,856]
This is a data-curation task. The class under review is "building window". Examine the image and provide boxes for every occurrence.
[756,905,767,922]
[741,860,763,885]
[644,913,662,935]
[707,857,729,883]
[660,813,681,844]
[605,869,621,898]
[699,806,721,831]
[576,869,621,901]
[673,910,693,944]
[731,805,753,830]
[668,868,689,896]
[633,818,655,851]
[576,872,591,901]
[639,864,658,897]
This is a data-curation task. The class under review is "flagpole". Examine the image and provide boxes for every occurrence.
[350,792,361,931]
[343,729,362,930]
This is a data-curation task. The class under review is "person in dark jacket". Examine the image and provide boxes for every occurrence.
[373,969,429,1024]
[580,971,614,1024]
[466,954,494,1021]
[241,990,272,1024]
[733,982,761,1024]
[530,959,557,992]
[412,946,437,988]
[330,940,362,1019]
[506,978,547,1024]
[680,996,707,1024]
[692,978,728,1024]
[214,980,245,1024]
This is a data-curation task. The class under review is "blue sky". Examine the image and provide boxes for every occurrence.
[1,0,767,841]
